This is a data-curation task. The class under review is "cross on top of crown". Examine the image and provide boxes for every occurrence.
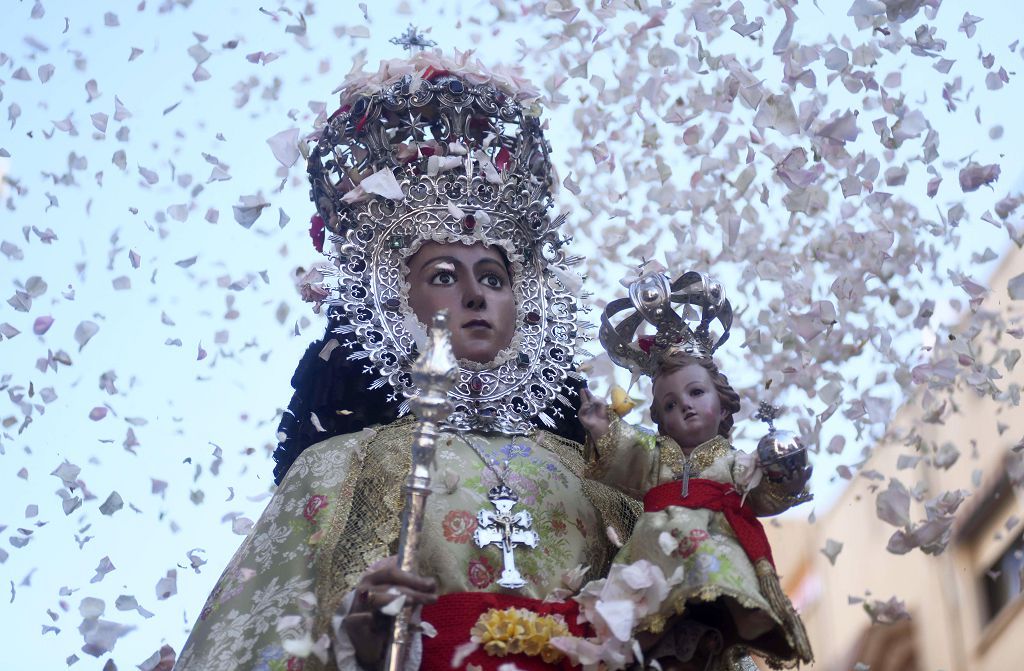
[390,25,437,52]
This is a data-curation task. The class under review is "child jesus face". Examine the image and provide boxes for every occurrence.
[652,363,726,450]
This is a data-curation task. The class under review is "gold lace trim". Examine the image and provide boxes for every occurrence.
[638,584,789,667]
[754,558,813,666]
[635,557,812,669]
[313,417,418,641]
[585,413,623,481]
[658,434,732,480]
[533,427,586,460]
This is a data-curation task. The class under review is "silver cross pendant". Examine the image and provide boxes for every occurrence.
[473,485,539,589]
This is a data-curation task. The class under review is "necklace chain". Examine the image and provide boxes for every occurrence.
[456,431,518,493]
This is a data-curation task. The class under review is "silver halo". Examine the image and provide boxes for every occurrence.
[308,75,586,434]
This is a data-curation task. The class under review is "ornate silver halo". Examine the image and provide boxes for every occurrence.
[307,66,586,434]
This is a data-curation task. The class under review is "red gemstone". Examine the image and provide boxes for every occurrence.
[469,377,484,394]
[463,214,476,231]
[526,311,541,325]
[495,147,511,172]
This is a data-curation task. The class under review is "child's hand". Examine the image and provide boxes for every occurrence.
[579,388,611,442]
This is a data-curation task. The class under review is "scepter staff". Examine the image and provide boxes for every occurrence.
[384,310,458,671]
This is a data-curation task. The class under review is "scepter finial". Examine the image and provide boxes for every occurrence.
[409,310,458,424]
[389,25,437,53]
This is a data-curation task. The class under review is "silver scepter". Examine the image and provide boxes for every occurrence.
[383,310,458,671]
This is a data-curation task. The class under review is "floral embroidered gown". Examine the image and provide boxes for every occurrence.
[588,416,813,668]
[175,417,639,671]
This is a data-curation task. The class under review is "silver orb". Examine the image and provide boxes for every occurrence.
[756,430,808,482]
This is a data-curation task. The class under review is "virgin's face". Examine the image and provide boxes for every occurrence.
[405,242,516,364]
[652,364,726,450]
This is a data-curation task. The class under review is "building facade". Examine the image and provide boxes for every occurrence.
[766,246,1024,671]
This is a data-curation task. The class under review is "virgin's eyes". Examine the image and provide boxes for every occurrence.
[427,270,506,288]
[429,270,457,286]
[691,388,705,397]
[480,273,505,289]
[664,401,676,411]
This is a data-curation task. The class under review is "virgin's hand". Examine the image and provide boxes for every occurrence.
[341,556,438,669]
[579,388,611,444]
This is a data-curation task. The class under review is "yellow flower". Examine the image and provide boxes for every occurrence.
[470,607,569,663]
[520,632,545,656]
[483,640,508,657]
[541,644,565,664]
[610,385,638,417]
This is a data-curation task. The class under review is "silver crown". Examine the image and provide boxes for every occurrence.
[599,271,733,377]
[306,65,585,433]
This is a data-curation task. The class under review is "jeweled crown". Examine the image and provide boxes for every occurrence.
[307,65,558,251]
[599,271,733,377]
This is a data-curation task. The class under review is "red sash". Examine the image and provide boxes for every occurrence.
[420,592,588,670]
[642,478,774,568]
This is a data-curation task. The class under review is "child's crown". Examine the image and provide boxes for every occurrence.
[599,270,733,377]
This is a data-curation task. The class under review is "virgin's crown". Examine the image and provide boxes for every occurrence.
[306,65,559,254]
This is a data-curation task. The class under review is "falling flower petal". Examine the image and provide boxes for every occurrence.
[266,127,301,167]
[155,571,177,600]
[1007,273,1024,300]
[958,162,1000,192]
[958,12,983,38]
[99,492,123,516]
[356,167,406,201]
[73,320,99,349]
[821,539,843,565]
[232,194,270,228]
[875,479,911,527]
[32,316,54,335]
[90,557,116,584]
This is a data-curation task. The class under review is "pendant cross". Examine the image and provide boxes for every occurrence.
[473,485,538,589]
[681,460,691,498]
